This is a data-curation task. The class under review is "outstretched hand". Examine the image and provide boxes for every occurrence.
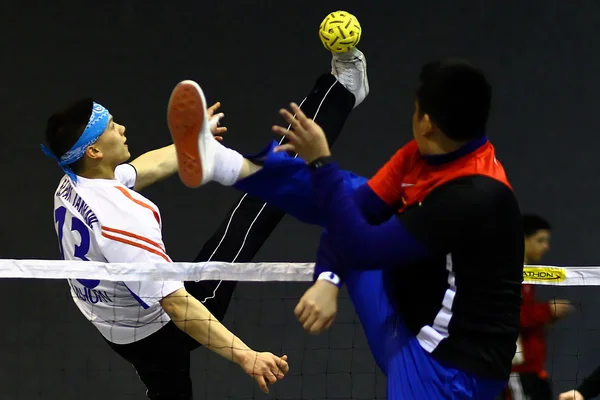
[272,102,331,163]
[208,102,227,141]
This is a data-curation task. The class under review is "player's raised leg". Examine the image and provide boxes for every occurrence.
[167,57,368,233]
[181,56,367,319]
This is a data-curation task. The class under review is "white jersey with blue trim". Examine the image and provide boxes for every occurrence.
[52,164,184,344]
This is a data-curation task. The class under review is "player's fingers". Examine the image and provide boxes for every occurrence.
[254,375,269,394]
[215,136,223,142]
[272,125,298,140]
[209,113,224,124]
[214,126,227,134]
[278,355,290,374]
[279,108,302,131]
[294,300,305,317]
[313,314,336,334]
[270,361,283,379]
[258,358,280,382]
[290,102,308,122]
[273,143,296,154]
[272,366,285,380]
[294,110,316,132]
[303,311,320,332]
[302,118,322,135]
[264,369,278,384]
[276,355,290,377]
[297,303,314,324]
[208,102,221,113]
[266,356,286,379]
[309,315,328,334]
[209,113,224,133]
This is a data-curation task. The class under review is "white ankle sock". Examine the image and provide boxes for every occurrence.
[212,141,244,186]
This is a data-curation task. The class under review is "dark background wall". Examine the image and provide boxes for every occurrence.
[1,0,599,398]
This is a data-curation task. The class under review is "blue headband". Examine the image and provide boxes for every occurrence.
[42,102,110,182]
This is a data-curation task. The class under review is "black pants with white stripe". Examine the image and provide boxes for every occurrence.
[108,73,355,399]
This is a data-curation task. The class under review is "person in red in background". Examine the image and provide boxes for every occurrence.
[504,215,575,400]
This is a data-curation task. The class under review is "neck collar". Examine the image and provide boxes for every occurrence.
[422,136,488,166]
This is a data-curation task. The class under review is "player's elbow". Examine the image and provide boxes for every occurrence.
[160,288,190,319]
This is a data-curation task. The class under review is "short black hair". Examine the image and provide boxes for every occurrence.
[45,98,94,173]
[522,214,551,238]
[416,59,492,141]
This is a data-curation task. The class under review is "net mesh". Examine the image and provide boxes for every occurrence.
[0,260,596,399]
[199,282,385,400]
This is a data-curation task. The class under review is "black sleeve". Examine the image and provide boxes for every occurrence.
[578,366,600,398]
[398,176,509,255]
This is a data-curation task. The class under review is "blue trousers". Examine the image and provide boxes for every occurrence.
[235,142,507,400]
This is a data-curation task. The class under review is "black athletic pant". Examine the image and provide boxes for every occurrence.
[108,73,356,399]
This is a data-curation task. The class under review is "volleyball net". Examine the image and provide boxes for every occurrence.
[0,260,597,399]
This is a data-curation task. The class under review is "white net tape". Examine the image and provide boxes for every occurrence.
[0,260,597,285]
[0,259,315,281]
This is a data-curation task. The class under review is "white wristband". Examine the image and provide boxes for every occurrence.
[317,271,341,287]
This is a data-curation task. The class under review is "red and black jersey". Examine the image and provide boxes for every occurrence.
[365,138,524,380]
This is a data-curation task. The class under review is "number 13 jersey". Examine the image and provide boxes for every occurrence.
[52,164,184,344]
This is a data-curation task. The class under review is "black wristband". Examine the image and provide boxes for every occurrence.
[308,156,333,170]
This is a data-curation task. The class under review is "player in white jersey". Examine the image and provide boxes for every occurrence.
[42,98,289,398]
[42,46,362,399]
[54,162,179,344]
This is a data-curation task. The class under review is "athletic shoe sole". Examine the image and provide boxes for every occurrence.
[167,80,207,188]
